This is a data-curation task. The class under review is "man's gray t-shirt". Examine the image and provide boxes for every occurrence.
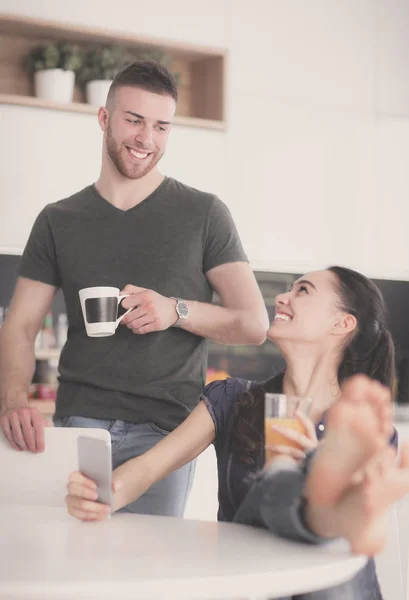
[20,177,248,430]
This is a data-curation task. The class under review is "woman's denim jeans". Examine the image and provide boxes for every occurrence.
[233,456,383,600]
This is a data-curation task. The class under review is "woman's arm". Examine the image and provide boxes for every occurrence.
[66,401,215,520]
[112,401,215,510]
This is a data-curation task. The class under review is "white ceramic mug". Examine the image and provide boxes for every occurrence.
[79,286,133,337]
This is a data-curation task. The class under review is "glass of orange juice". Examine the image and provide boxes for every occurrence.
[264,393,312,462]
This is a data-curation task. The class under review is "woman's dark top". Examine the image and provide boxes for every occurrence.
[201,373,398,523]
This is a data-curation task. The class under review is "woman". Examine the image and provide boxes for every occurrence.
[66,266,409,599]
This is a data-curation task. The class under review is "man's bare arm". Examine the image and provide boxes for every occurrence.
[121,262,269,345]
[0,277,57,451]
[182,262,269,344]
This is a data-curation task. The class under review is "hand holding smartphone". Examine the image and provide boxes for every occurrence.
[77,435,113,509]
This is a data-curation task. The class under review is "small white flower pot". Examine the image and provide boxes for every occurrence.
[34,69,75,103]
[85,80,113,107]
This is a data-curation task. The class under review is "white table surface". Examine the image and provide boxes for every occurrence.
[0,506,366,600]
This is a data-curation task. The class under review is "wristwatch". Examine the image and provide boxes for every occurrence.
[170,297,189,327]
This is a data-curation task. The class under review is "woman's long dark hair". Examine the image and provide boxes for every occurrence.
[329,266,395,391]
[232,266,396,465]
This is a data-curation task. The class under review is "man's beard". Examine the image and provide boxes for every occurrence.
[105,124,162,180]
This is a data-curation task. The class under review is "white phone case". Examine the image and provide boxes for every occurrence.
[77,435,113,508]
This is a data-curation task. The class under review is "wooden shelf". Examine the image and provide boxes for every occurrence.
[0,93,226,130]
[0,13,227,128]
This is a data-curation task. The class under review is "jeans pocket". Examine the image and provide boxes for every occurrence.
[148,422,171,436]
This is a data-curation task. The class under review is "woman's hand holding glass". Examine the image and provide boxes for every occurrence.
[265,410,318,462]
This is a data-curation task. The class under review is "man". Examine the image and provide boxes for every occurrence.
[0,61,268,517]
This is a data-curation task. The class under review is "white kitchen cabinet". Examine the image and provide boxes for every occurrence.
[0,104,101,251]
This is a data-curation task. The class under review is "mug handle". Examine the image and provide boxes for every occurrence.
[115,294,133,329]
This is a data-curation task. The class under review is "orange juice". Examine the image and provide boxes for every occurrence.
[265,417,306,460]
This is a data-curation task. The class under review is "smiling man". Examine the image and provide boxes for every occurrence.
[0,61,268,517]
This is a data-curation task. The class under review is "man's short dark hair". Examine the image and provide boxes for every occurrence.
[107,60,178,106]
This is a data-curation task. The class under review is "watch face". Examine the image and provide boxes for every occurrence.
[178,302,189,318]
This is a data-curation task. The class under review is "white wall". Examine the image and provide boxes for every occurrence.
[1,0,228,48]
[2,0,409,520]
[2,0,409,277]
[224,0,409,279]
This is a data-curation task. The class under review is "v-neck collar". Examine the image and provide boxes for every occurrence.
[90,177,169,215]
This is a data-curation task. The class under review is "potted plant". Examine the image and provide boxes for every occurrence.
[24,42,82,103]
[78,45,132,107]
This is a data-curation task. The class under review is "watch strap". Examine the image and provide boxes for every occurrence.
[169,297,189,327]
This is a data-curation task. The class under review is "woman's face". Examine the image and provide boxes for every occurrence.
[267,270,352,346]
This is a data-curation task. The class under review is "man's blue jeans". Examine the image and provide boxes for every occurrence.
[54,416,195,517]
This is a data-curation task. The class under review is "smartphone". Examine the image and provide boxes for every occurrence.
[77,435,113,508]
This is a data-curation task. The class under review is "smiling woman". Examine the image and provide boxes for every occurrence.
[233,265,396,467]
[269,266,395,391]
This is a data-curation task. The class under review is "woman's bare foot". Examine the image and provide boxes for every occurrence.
[304,443,409,556]
[332,443,409,556]
[305,375,392,507]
